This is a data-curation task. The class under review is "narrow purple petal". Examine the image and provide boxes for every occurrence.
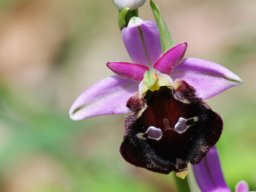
[235,181,249,192]
[171,58,242,99]
[153,43,187,74]
[107,62,148,81]
[193,147,231,192]
[122,18,162,65]
[69,75,138,120]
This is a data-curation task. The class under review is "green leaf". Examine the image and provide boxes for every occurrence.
[150,0,174,52]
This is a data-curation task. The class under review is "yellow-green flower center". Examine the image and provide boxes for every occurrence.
[139,69,173,95]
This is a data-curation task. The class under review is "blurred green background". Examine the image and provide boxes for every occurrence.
[0,0,255,191]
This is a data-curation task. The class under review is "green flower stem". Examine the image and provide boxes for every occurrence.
[175,175,190,192]
[187,165,201,192]
[118,8,138,29]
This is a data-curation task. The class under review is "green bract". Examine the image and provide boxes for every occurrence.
[150,0,174,52]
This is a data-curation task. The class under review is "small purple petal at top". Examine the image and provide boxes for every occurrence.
[122,18,162,65]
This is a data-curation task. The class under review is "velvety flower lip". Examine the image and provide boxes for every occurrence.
[122,17,162,65]
[120,81,223,174]
[193,147,231,192]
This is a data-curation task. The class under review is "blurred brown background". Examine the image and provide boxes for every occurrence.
[0,0,255,191]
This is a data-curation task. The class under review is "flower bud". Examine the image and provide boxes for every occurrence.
[113,0,146,10]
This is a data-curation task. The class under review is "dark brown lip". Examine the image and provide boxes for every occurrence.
[120,81,223,174]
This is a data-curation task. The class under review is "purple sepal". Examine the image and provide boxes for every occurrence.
[235,181,249,192]
[172,58,242,99]
[193,146,231,192]
[69,75,137,120]
[107,62,148,81]
[154,43,187,74]
[122,20,162,65]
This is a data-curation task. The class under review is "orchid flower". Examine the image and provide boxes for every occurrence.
[69,16,242,175]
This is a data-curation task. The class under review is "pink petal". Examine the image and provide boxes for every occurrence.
[153,43,187,74]
[107,62,148,81]
[122,20,162,65]
[69,75,138,120]
[171,58,242,99]
[235,181,249,192]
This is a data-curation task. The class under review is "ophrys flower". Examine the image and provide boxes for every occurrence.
[69,17,242,174]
